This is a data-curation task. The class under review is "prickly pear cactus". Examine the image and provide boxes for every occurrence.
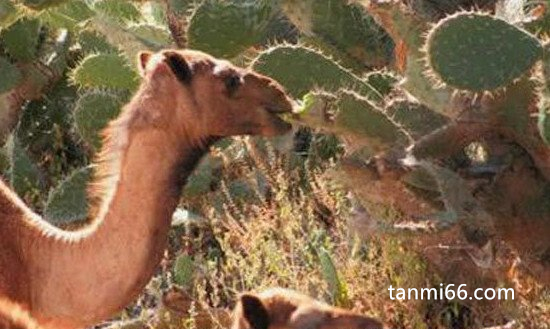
[0,0,164,224]
[6,136,42,204]
[282,0,394,69]
[1,17,41,61]
[0,56,22,93]
[71,53,139,90]
[187,0,279,58]
[44,166,92,224]
[295,90,407,152]
[252,45,381,100]
[74,91,123,149]
[20,0,68,10]
[425,12,542,92]
[0,0,18,27]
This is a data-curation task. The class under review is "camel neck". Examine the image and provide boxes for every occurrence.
[26,126,214,327]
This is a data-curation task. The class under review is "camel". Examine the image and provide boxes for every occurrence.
[0,49,294,329]
[232,288,383,329]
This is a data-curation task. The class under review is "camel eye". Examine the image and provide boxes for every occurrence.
[224,74,242,95]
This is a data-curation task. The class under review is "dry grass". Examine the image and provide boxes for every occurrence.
[108,136,549,329]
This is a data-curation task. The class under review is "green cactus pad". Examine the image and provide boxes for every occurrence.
[426,12,542,91]
[283,0,394,69]
[364,70,398,97]
[87,16,160,60]
[385,100,448,139]
[335,91,406,147]
[71,53,139,90]
[187,0,279,58]
[0,56,22,93]
[20,0,67,10]
[93,0,141,23]
[0,148,7,175]
[167,0,195,15]
[74,91,123,149]
[38,0,93,30]
[6,135,42,199]
[16,83,75,151]
[145,1,168,26]
[252,45,381,100]
[44,166,91,224]
[538,105,550,145]
[488,77,535,135]
[77,29,117,54]
[127,24,171,50]
[367,2,452,113]
[296,91,407,151]
[0,0,20,29]
[1,18,41,61]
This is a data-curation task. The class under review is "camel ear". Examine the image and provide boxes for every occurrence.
[240,294,270,329]
[163,51,193,84]
[137,51,153,77]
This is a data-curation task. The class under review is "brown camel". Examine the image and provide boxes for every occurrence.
[0,49,294,329]
[232,288,383,329]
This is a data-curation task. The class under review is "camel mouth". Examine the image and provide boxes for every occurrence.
[264,104,293,114]
[261,105,293,135]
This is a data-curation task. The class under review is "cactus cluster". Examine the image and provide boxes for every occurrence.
[169,0,550,283]
[0,0,168,222]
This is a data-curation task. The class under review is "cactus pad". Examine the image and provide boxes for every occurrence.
[71,53,139,90]
[0,0,19,29]
[93,0,140,23]
[6,136,42,200]
[128,24,171,50]
[426,12,542,91]
[386,100,448,139]
[20,0,67,10]
[187,0,278,59]
[74,91,123,149]
[538,105,550,145]
[0,147,7,174]
[78,29,117,54]
[295,91,407,151]
[252,45,380,100]
[0,56,22,93]
[39,0,94,30]
[1,18,41,61]
[283,0,393,68]
[44,166,91,224]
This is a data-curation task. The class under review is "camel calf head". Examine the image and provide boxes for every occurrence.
[232,288,383,329]
[137,49,294,139]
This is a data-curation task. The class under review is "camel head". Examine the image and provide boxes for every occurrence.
[232,289,383,329]
[137,49,294,139]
